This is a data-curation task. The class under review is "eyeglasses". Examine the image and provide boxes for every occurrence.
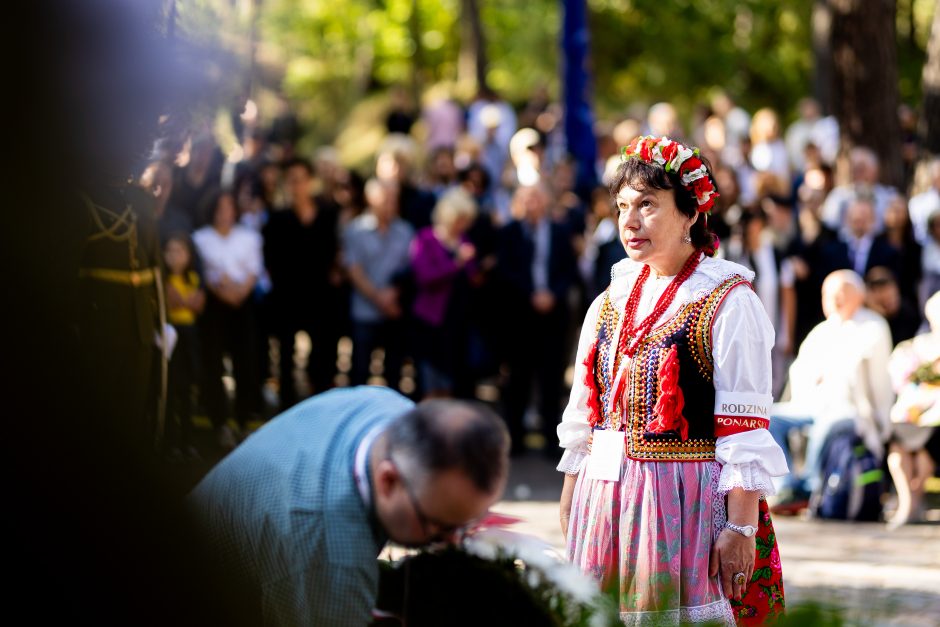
[390,459,466,539]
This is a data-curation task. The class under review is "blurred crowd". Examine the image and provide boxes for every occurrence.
[143,88,940,512]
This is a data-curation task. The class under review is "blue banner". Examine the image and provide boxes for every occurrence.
[562,0,598,196]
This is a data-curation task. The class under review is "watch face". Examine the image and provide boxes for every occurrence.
[742,525,756,537]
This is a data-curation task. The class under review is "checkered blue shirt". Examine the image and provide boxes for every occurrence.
[190,386,414,625]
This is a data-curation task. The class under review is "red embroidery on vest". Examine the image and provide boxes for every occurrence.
[645,344,689,440]
[583,339,602,428]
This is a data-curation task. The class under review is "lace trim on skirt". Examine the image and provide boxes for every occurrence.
[620,599,735,626]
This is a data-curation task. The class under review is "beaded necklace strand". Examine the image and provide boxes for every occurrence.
[618,250,702,358]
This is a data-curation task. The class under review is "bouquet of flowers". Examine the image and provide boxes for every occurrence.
[371,515,619,627]
[888,335,940,428]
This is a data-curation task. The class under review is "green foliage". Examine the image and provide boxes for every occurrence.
[587,0,815,122]
[480,0,560,98]
[177,0,933,152]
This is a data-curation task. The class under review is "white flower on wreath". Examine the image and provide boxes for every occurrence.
[697,187,718,205]
[650,138,670,166]
[680,164,709,186]
[672,143,695,171]
[463,528,599,605]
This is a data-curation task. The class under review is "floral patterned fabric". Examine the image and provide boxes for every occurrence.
[567,458,736,626]
[729,498,786,625]
[567,460,785,626]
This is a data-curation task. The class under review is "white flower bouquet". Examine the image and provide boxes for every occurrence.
[372,515,619,627]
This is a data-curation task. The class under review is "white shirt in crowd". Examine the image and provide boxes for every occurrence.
[909,187,939,246]
[785,307,894,459]
[192,224,263,288]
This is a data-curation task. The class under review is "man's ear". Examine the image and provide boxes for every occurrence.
[374,459,399,499]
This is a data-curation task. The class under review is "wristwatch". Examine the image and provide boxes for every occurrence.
[724,521,757,537]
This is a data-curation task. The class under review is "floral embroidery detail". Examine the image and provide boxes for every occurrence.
[730,499,786,626]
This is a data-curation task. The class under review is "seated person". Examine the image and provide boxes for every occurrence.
[885,291,940,527]
[769,270,894,510]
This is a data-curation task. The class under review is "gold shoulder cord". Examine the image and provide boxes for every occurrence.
[80,190,166,449]
[81,192,139,270]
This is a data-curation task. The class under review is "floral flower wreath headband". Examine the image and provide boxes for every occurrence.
[620,135,719,214]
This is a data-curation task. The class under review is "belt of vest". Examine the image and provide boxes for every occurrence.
[79,267,156,286]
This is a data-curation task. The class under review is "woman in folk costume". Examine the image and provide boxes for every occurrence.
[557,136,789,626]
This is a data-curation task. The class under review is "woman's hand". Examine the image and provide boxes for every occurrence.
[711,487,761,600]
[559,473,578,541]
[708,528,756,600]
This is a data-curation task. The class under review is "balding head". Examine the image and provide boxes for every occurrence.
[384,400,510,493]
[822,270,866,320]
[372,400,510,547]
[849,147,879,184]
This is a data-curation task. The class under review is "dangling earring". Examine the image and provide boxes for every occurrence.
[682,231,692,245]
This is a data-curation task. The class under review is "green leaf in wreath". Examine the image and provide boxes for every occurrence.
[751,566,772,582]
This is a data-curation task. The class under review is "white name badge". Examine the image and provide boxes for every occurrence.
[585,429,625,482]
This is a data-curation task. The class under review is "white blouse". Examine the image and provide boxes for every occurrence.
[556,255,789,496]
[192,225,263,289]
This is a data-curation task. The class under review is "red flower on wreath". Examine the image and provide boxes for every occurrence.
[661,141,678,164]
[681,155,703,174]
[692,177,713,197]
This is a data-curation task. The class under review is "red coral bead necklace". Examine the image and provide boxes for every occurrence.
[618,250,702,358]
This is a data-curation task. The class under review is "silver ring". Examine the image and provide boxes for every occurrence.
[733,572,746,586]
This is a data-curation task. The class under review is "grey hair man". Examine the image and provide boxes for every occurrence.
[189,386,510,626]
[820,147,900,232]
[768,270,894,507]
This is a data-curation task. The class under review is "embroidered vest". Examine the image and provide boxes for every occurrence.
[590,274,750,462]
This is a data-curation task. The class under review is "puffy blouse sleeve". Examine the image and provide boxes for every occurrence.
[555,291,605,475]
[711,283,789,496]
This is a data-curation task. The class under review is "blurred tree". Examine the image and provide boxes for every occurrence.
[812,0,833,114]
[922,2,940,153]
[458,0,489,95]
[827,0,904,188]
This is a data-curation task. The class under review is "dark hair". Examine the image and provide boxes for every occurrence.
[458,162,492,189]
[386,400,510,493]
[738,206,768,229]
[609,157,718,255]
[163,231,198,277]
[283,156,314,177]
[204,187,236,224]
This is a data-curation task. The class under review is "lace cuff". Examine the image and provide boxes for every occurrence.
[556,448,588,475]
[717,460,777,497]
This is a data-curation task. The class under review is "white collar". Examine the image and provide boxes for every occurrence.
[354,424,387,509]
